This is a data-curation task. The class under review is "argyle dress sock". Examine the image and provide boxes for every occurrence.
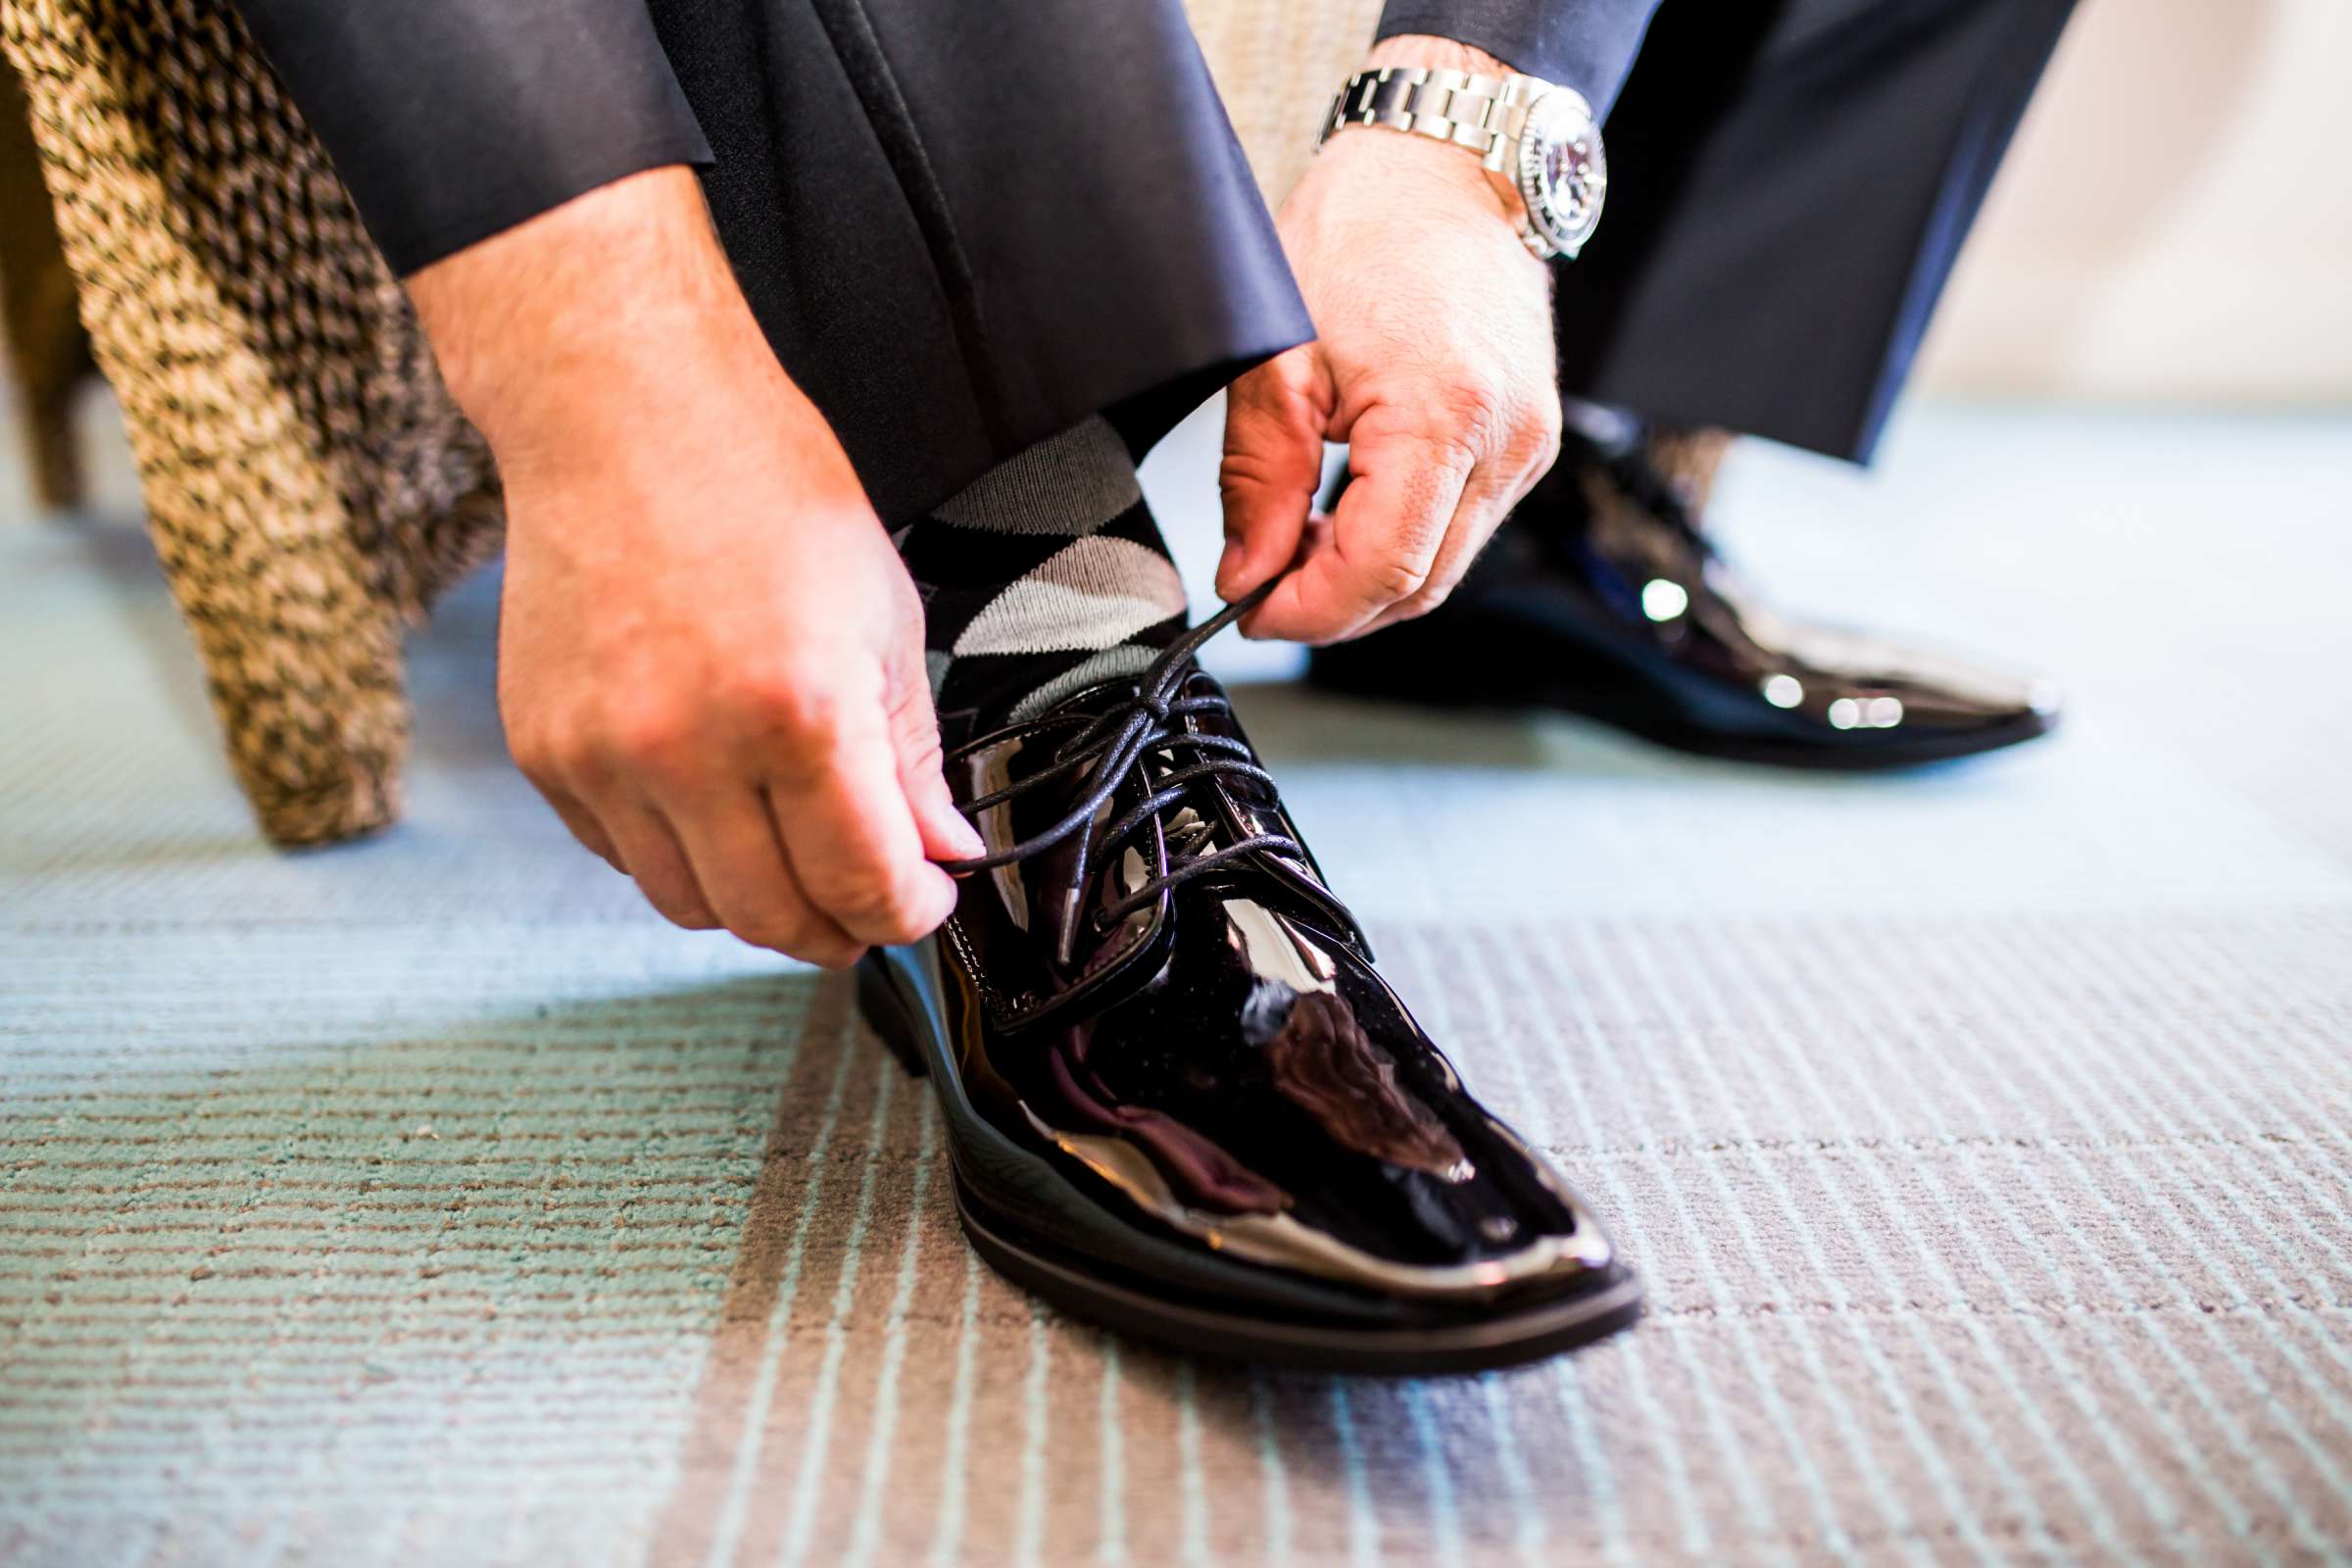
[899,416,1190,735]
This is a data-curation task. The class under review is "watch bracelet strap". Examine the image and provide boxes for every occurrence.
[1319,66,1550,167]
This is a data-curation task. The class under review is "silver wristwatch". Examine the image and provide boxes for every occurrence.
[1319,67,1607,261]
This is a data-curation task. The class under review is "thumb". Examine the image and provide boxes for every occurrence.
[887,628,986,864]
[1218,345,1332,602]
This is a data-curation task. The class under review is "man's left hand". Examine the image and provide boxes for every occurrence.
[1219,38,1563,645]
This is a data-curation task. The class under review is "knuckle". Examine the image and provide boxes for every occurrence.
[1436,375,1510,453]
[716,653,821,722]
[731,910,811,955]
[653,893,720,932]
[1406,577,1457,618]
[507,714,587,786]
[889,702,947,775]
[601,700,691,773]
[1385,573,1461,628]
[509,731,563,788]
[744,677,867,784]
[833,882,923,941]
[1530,424,1564,482]
[809,860,938,945]
[1248,344,1320,401]
[1364,557,1430,605]
[901,732,946,780]
[626,858,716,930]
[1217,449,1289,501]
[1519,400,1565,468]
[744,674,842,741]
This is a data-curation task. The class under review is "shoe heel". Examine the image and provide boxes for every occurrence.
[855,954,929,1079]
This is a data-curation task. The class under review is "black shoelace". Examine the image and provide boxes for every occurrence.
[937,580,1305,964]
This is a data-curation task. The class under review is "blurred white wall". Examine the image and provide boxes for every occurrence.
[1916,0,2352,401]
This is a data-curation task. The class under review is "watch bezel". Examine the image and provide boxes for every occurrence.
[1515,87,1606,261]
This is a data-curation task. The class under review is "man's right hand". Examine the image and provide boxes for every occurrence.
[409,167,981,967]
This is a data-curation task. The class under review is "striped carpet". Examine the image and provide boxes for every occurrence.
[4,406,2350,1566]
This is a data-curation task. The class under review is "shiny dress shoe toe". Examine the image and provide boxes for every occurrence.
[1306,437,2062,768]
[861,588,1641,1371]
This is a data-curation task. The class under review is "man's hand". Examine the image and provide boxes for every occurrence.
[1219,37,1563,645]
[410,168,981,966]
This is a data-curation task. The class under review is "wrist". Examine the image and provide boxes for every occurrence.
[1337,36,1532,232]
[408,168,773,471]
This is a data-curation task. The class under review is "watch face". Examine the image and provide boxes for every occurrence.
[1518,90,1607,259]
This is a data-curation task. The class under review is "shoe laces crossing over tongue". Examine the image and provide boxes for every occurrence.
[939,581,1313,965]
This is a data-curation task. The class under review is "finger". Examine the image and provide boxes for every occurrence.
[1359,446,1532,633]
[665,789,864,966]
[600,804,721,931]
[1217,347,1333,603]
[886,624,987,864]
[542,788,623,870]
[1241,430,1474,645]
[906,746,984,866]
[765,712,960,947]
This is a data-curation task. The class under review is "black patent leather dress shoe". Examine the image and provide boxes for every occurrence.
[858,589,1640,1372]
[1307,437,2062,768]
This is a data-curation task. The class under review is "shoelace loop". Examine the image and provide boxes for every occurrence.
[938,581,1306,963]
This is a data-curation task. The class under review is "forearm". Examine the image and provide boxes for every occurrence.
[407,167,800,481]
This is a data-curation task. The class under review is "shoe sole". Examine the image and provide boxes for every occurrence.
[856,956,1644,1374]
[1306,654,2057,771]
[1574,703,2056,771]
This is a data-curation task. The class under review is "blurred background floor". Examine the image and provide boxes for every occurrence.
[4,398,2350,1566]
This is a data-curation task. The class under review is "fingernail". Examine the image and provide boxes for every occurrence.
[1215,543,1245,599]
[948,815,986,859]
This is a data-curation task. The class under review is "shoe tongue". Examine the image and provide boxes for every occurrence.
[942,680,1189,1023]
[956,670,1221,916]
[947,661,1376,1029]
[953,668,1172,884]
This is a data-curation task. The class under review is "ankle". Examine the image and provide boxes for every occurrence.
[1643,425,1736,514]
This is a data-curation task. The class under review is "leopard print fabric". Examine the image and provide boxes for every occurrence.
[2,0,505,845]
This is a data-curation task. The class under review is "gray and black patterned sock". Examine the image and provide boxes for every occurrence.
[899,416,1189,736]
